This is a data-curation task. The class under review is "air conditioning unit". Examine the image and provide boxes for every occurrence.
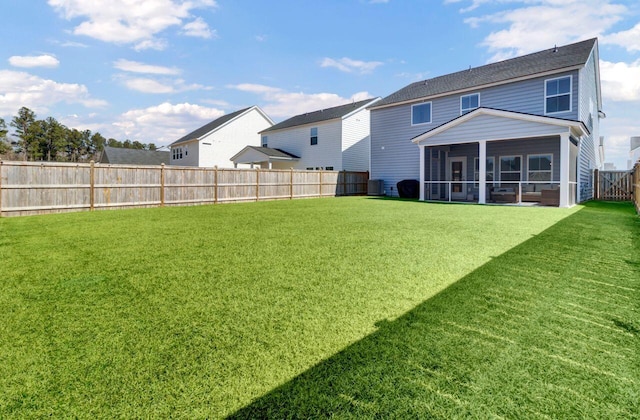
[368,179,385,196]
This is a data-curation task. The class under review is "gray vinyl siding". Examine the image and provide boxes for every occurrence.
[371,71,579,195]
[424,114,566,145]
[577,48,599,201]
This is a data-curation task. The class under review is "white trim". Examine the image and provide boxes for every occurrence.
[412,107,587,145]
[544,75,573,115]
[369,65,584,111]
[460,93,480,115]
[411,102,433,126]
[498,155,523,182]
[342,97,381,120]
[526,153,553,182]
[559,133,570,207]
[419,145,425,201]
[478,141,487,204]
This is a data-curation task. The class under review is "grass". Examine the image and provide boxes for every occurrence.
[0,198,638,418]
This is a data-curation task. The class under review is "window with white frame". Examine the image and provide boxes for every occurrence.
[261,135,268,147]
[310,127,318,145]
[528,154,552,181]
[474,157,494,186]
[172,147,183,160]
[461,93,480,114]
[411,102,432,125]
[500,156,521,181]
[545,76,571,114]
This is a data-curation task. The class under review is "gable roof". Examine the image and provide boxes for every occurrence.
[373,38,597,110]
[230,146,300,163]
[100,146,170,165]
[261,98,380,134]
[411,107,589,145]
[170,106,273,146]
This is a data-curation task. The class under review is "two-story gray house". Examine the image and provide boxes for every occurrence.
[369,38,603,207]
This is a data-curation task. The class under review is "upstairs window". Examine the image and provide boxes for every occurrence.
[310,127,318,145]
[545,76,571,114]
[411,102,432,125]
[172,147,183,160]
[261,135,268,147]
[461,93,480,114]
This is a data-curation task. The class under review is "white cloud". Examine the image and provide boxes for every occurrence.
[48,0,217,50]
[602,21,640,52]
[112,102,224,144]
[455,0,626,61]
[321,57,384,74]
[9,54,60,68]
[181,17,217,39]
[228,83,372,118]
[600,59,640,102]
[0,70,107,116]
[113,59,180,75]
[120,76,208,94]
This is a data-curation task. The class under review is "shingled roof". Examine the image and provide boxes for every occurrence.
[100,146,170,165]
[261,98,379,134]
[171,107,265,146]
[372,38,597,109]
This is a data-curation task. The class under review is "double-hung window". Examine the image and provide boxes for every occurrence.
[261,135,268,147]
[411,102,432,125]
[528,154,552,181]
[500,156,521,182]
[461,93,480,114]
[545,76,571,114]
[310,127,318,145]
[474,157,494,187]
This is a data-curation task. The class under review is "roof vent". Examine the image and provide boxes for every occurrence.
[553,44,558,53]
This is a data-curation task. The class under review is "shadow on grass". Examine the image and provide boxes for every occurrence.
[229,201,639,418]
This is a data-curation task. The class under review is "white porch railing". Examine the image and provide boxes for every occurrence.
[423,180,565,206]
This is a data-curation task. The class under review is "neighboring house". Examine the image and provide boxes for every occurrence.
[100,146,170,165]
[629,136,640,169]
[231,98,381,171]
[170,106,273,168]
[370,38,604,207]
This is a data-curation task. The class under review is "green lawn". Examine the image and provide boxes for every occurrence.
[1,198,638,418]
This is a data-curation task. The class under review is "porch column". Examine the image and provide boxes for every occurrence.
[559,133,570,207]
[478,140,487,204]
[268,161,273,169]
[419,145,425,201]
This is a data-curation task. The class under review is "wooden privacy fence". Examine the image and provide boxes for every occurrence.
[0,161,369,217]
[593,169,634,201]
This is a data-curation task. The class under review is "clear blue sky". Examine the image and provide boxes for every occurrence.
[1,0,639,168]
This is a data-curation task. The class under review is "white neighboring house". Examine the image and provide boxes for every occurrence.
[231,98,381,171]
[169,106,273,168]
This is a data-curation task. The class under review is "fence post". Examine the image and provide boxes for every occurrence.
[256,167,260,201]
[214,166,218,204]
[319,169,323,197]
[159,163,165,207]
[290,168,294,199]
[89,160,95,211]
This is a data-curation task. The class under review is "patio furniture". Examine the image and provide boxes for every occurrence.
[540,188,560,206]
[490,187,517,203]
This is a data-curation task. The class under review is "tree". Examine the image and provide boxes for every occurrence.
[0,117,10,155]
[41,117,67,161]
[10,107,36,160]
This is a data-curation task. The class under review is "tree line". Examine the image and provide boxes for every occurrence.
[0,107,157,162]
